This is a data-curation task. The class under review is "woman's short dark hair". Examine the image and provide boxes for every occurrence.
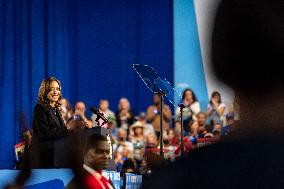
[182,88,198,103]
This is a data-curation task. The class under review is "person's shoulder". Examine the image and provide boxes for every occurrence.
[147,105,155,109]
[164,104,171,109]
[108,109,115,115]
[34,101,49,112]
[191,101,200,107]
[219,103,226,108]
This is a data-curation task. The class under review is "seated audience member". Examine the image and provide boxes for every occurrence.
[172,124,194,157]
[190,112,210,137]
[129,122,145,162]
[115,98,135,131]
[212,122,222,138]
[106,115,118,141]
[206,91,226,127]
[113,128,134,155]
[145,133,158,149]
[169,122,183,146]
[129,122,145,142]
[92,99,115,127]
[175,88,200,132]
[59,98,74,125]
[146,94,172,138]
[197,112,210,136]
[114,146,135,172]
[66,134,113,189]
[163,132,176,161]
[221,112,235,136]
[135,112,155,136]
[74,101,93,128]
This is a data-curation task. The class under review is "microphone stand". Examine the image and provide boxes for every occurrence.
[178,103,186,156]
[96,116,101,127]
[157,91,166,158]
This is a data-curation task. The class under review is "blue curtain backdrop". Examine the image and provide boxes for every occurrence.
[0,0,173,168]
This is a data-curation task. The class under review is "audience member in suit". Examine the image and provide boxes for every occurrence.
[143,0,284,188]
[30,77,70,168]
[66,134,114,189]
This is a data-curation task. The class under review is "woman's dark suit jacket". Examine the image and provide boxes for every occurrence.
[30,101,68,168]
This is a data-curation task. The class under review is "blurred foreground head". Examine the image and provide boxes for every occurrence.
[212,0,283,92]
[212,0,284,136]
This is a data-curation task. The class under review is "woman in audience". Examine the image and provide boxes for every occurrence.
[129,122,145,164]
[175,88,200,133]
[115,98,135,131]
[206,91,226,127]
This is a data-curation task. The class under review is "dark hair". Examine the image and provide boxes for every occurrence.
[211,91,222,104]
[84,134,108,152]
[37,77,62,106]
[181,88,198,102]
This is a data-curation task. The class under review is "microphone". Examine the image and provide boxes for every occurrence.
[90,106,108,126]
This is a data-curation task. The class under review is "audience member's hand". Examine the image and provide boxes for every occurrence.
[74,109,84,117]
[212,99,219,108]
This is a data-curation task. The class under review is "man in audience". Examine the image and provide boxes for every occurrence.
[146,94,172,138]
[113,128,134,156]
[145,133,158,149]
[74,101,93,128]
[190,112,209,137]
[106,114,118,141]
[66,134,113,189]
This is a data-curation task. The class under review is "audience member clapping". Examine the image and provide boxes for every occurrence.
[146,94,172,138]
[115,98,135,132]
[113,128,134,156]
[190,112,210,137]
[175,88,200,133]
[206,91,226,127]
[74,101,93,128]
[135,112,155,136]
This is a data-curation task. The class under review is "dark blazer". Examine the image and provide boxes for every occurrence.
[30,101,68,168]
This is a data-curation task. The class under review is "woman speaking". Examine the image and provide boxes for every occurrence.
[30,77,70,168]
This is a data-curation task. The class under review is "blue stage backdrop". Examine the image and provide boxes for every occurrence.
[0,0,173,168]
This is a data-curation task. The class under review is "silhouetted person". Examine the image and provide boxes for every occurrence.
[143,0,284,188]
